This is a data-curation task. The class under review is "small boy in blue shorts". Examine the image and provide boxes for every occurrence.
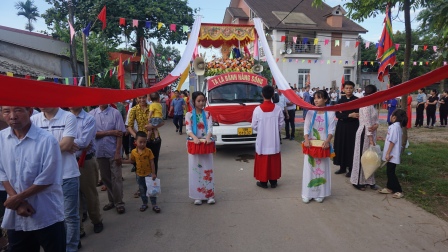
[123,131,161,212]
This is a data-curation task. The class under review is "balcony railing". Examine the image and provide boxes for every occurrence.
[284,42,321,54]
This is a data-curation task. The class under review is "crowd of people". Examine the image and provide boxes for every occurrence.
[0,81,445,251]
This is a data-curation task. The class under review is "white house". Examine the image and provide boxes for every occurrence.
[223,0,367,89]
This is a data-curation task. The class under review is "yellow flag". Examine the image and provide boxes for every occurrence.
[6,72,13,77]
[177,66,190,91]
[313,38,318,45]
[158,22,163,30]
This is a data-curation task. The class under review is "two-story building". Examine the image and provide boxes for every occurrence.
[223,0,367,89]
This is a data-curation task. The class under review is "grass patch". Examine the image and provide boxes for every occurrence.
[375,141,448,221]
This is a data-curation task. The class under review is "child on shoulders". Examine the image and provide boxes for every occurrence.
[148,93,164,141]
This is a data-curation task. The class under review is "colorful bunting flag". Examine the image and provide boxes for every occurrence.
[119,18,126,26]
[83,22,92,37]
[133,19,138,27]
[345,41,350,47]
[182,25,188,33]
[280,36,286,42]
[6,72,13,77]
[79,77,84,86]
[293,37,297,43]
[413,45,418,51]
[366,42,370,48]
[423,45,427,51]
[313,38,318,45]
[433,46,437,52]
[170,24,176,32]
[97,6,107,30]
[69,20,75,44]
[303,38,308,44]
[73,77,78,86]
[146,21,151,29]
[158,22,163,30]
[335,40,340,46]
[355,41,359,48]
[65,78,69,85]
[324,39,329,45]
[395,44,400,51]
[54,78,59,83]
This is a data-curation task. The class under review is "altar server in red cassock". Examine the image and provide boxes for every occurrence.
[252,85,284,188]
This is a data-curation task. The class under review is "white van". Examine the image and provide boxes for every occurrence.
[204,72,267,145]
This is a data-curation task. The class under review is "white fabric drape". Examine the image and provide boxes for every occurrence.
[171,17,202,76]
[253,18,290,91]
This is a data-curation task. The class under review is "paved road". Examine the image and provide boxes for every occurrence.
[82,121,448,252]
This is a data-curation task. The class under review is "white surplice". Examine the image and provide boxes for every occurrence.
[251,104,284,155]
[302,111,336,199]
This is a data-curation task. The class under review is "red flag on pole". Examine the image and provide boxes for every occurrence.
[97,6,107,30]
[376,4,396,82]
[118,54,125,90]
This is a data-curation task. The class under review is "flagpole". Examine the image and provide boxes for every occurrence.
[82,33,90,87]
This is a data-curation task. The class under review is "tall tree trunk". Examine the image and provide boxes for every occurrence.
[68,1,79,79]
[28,19,31,32]
[401,0,412,150]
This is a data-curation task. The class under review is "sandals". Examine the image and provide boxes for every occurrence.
[140,205,148,212]
[152,206,161,213]
[116,206,126,214]
[378,188,393,194]
[392,192,404,199]
[352,184,366,191]
[103,203,115,211]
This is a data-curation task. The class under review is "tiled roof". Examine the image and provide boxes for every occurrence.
[226,7,249,19]
[244,0,367,33]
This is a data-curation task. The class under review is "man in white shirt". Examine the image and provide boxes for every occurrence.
[252,86,285,188]
[31,108,81,251]
[0,106,65,251]
[354,88,364,98]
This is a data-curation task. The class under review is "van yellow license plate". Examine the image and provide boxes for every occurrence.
[238,127,253,136]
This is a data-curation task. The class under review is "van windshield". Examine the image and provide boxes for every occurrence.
[208,83,263,104]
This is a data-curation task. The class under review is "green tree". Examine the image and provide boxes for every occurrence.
[42,0,195,87]
[313,0,431,149]
[360,31,438,85]
[154,42,181,79]
[418,0,448,90]
[15,0,39,32]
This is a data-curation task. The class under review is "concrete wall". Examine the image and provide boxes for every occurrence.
[272,30,360,89]
[0,41,63,76]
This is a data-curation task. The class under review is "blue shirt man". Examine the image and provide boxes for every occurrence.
[170,91,186,135]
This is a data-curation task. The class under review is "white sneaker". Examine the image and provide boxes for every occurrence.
[315,197,324,203]
[194,200,202,205]
[302,197,310,203]
[207,198,215,205]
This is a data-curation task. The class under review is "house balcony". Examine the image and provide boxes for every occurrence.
[282,42,322,58]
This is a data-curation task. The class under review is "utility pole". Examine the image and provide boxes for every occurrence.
[82,33,89,86]
[68,0,79,79]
